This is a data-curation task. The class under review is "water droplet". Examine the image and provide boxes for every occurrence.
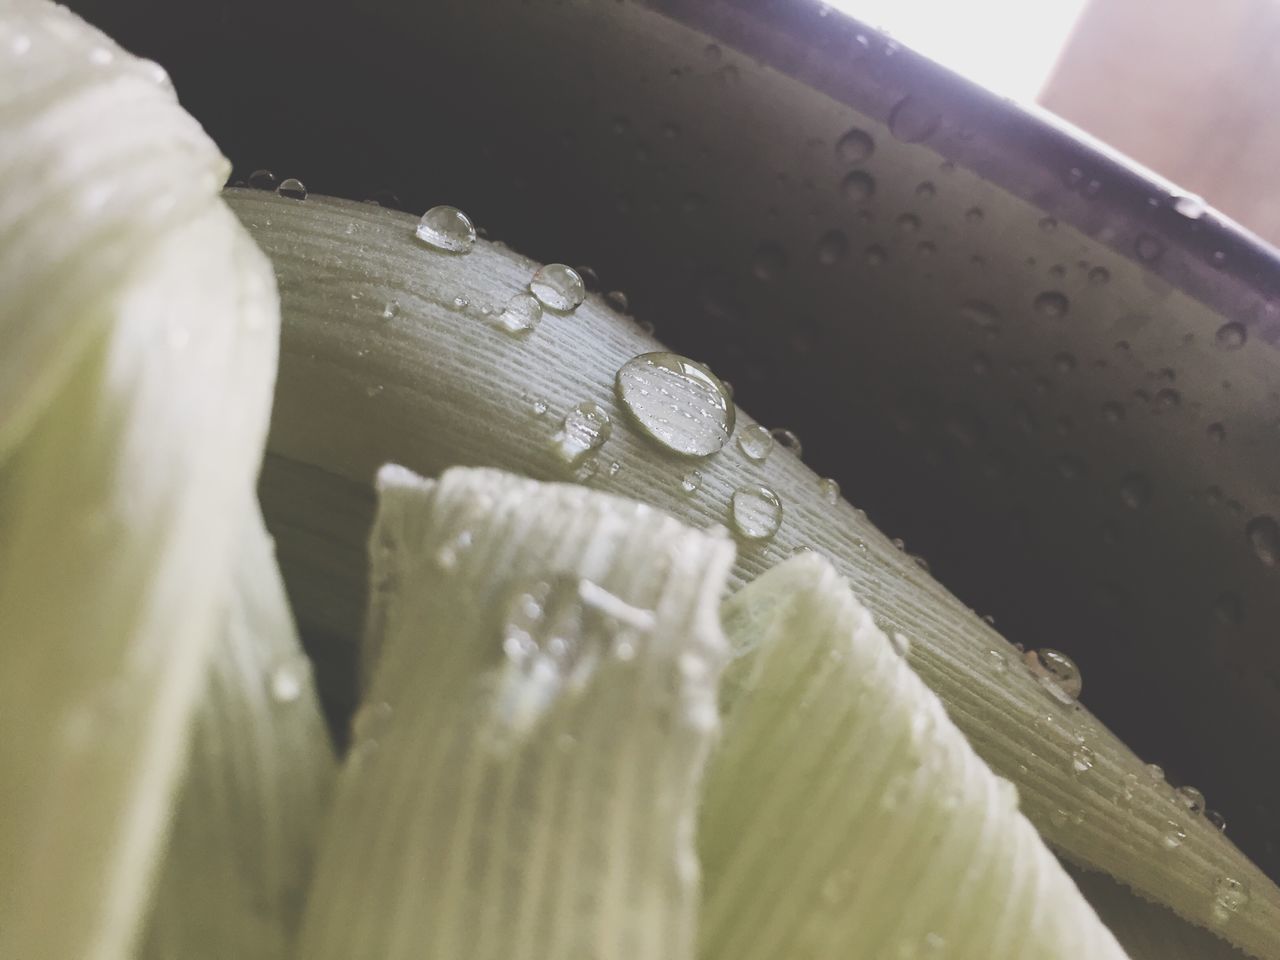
[1024,648,1082,703]
[451,296,469,311]
[1174,194,1206,219]
[529,263,585,312]
[1146,762,1166,782]
[769,428,803,458]
[1071,745,1095,775]
[1038,216,1058,232]
[1207,809,1227,832]
[751,242,787,281]
[416,205,476,253]
[965,206,984,224]
[1120,472,1152,509]
[269,659,306,703]
[1161,822,1187,850]
[1088,266,1111,285]
[737,424,774,461]
[381,300,401,320]
[1102,401,1125,423]
[864,244,888,266]
[493,293,543,335]
[680,471,703,495]
[819,477,840,503]
[1215,322,1247,350]
[988,649,1009,674]
[1135,234,1164,263]
[1175,785,1205,814]
[1246,515,1279,566]
[890,632,912,657]
[888,95,941,142]
[896,212,921,233]
[552,402,612,466]
[835,128,874,163]
[1034,290,1070,318]
[247,169,278,190]
[915,180,936,199]
[276,177,307,200]
[817,229,849,265]
[614,352,735,457]
[365,384,384,398]
[731,485,783,540]
[528,396,549,417]
[1206,421,1226,443]
[841,170,876,203]
[604,290,630,312]
[1211,876,1249,925]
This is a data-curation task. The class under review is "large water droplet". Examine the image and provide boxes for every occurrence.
[1120,472,1152,509]
[614,352,735,457]
[888,95,941,143]
[529,263,586,312]
[835,128,875,163]
[248,169,277,190]
[1024,648,1082,703]
[416,205,476,253]
[553,402,612,466]
[1034,290,1070,318]
[493,293,543,335]
[276,177,307,200]
[1246,515,1279,566]
[737,424,774,461]
[1215,322,1247,350]
[841,170,876,203]
[731,485,783,540]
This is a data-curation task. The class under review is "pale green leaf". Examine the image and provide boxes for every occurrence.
[140,508,335,960]
[296,464,734,960]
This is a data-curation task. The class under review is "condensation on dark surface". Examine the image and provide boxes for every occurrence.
[70,0,1280,880]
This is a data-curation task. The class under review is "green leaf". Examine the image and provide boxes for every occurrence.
[232,190,1280,959]
[702,553,1130,959]
[0,4,280,957]
[295,464,734,960]
[140,508,335,960]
